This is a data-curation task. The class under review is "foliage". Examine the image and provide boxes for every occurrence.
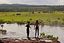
[40,32,58,41]
[0,12,64,26]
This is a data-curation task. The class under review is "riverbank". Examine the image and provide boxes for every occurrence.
[0,37,60,43]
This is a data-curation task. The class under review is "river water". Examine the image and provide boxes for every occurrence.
[0,23,64,43]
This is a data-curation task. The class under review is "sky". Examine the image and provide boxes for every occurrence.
[0,0,64,5]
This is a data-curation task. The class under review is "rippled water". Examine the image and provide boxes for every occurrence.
[0,23,64,43]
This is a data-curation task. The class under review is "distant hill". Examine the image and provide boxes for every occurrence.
[0,4,64,12]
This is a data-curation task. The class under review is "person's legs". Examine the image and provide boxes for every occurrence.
[35,29,37,38]
[27,29,29,38]
[27,29,30,40]
[27,32,30,40]
[27,32,29,37]
[35,29,36,37]
[37,29,39,37]
[27,30,31,40]
[36,27,39,37]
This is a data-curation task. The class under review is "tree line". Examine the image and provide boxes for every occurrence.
[0,4,64,12]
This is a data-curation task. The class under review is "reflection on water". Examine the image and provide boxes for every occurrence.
[0,23,64,43]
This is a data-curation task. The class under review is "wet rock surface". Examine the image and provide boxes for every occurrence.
[0,38,60,43]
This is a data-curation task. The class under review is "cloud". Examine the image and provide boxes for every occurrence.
[0,0,64,5]
[8,0,59,5]
[0,0,11,4]
[59,0,64,5]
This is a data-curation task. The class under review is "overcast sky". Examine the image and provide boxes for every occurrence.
[0,0,64,5]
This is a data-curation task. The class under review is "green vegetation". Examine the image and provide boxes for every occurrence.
[0,12,64,26]
[40,32,58,41]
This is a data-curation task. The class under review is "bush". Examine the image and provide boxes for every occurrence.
[0,19,5,24]
[16,13,21,15]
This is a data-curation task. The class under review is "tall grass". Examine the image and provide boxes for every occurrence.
[0,12,64,26]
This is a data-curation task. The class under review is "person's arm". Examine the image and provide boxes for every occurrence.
[33,22,36,29]
[26,24,27,27]
[34,23,36,30]
[29,25,31,28]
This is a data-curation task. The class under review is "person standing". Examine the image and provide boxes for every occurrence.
[26,21,30,40]
[34,20,39,38]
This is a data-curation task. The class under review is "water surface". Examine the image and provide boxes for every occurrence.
[0,23,64,43]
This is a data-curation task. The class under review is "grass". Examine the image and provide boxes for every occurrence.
[0,12,64,25]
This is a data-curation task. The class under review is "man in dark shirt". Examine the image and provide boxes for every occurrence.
[26,21,30,40]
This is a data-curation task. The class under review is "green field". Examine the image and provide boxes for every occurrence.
[0,12,64,25]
